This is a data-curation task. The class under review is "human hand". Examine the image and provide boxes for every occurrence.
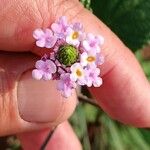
[0,0,150,149]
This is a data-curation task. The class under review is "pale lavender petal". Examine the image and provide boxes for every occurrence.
[63,87,72,98]
[87,33,95,40]
[96,54,104,65]
[70,74,77,82]
[36,39,45,47]
[45,28,53,36]
[96,35,104,45]
[33,29,44,39]
[77,78,86,85]
[32,69,43,80]
[70,63,81,72]
[73,22,83,31]
[86,80,92,87]
[66,27,73,35]
[95,68,100,75]
[35,60,45,69]
[80,52,88,66]
[46,60,57,73]
[59,16,67,27]
[66,36,73,45]
[43,73,52,80]
[51,23,62,33]
[82,40,90,51]
[93,77,102,87]
[45,36,57,48]
[95,45,100,53]
[67,38,80,46]
[57,80,64,90]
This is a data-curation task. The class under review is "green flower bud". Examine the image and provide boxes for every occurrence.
[57,45,78,66]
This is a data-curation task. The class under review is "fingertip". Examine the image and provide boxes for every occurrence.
[18,122,82,150]
[18,70,77,124]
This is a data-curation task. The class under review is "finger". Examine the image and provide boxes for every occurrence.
[54,1,150,127]
[0,52,77,136]
[1,0,150,127]
[17,121,82,150]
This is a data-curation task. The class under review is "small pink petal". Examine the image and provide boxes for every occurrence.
[32,69,43,80]
[87,33,95,40]
[96,35,104,45]
[73,22,83,31]
[59,16,67,26]
[82,40,90,51]
[35,60,45,69]
[63,88,72,98]
[43,73,52,80]
[51,23,62,33]
[93,77,102,87]
[33,29,44,39]
[70,74,77,82]
[45,36,57,48]
[36,39,45,47]
[45,28,53,36]
[45,60,57,73]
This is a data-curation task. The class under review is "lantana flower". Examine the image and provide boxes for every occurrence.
[70,63,86,85]
[80,52,97,66]
[66,22,83,47]
[32,16,104,98]
[82,33,104,53]
[57,73,76,98]
[32,60,56,80]
[51,16,68,39]
[85,65,102,87]
[33,28,57,48]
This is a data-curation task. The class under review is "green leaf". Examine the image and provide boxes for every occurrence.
[80,0,92,10]
[70,103,91,150]
[84,103,99,123]
[91,0,150,51]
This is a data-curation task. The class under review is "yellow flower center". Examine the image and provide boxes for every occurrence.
[72,32,79,39]
[87,56,96,62]
[76,69,82,77]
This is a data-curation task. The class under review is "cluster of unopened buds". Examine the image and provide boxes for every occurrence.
[32,16,104,98]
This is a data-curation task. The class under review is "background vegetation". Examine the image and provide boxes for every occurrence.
[0,0,150,149]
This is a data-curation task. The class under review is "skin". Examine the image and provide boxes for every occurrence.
[0,0,150,149]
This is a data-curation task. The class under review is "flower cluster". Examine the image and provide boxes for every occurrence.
[32,16,104,98]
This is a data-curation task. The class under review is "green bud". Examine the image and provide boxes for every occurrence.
[57,45,78,66]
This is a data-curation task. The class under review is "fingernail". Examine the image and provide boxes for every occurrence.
[17,70,64,123]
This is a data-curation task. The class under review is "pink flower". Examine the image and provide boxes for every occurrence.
[96,53,105,65]
[32,59,57,80]
[80,52,104,66]
[84,66,102,87]
[66,23,83,46]
[33,28,57,48]
[57,73,76,98]
[51,16,68,39]
[70,63,86,85]
[82,33,104,53]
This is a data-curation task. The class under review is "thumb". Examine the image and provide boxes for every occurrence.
[0,52,77,136]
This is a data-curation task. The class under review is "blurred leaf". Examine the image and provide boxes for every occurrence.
[84,103,99,123]
[100,113,150,150]
[141,61,150,77]
[80,0,92,10]
[91,0,150,51]
[127,128,150,150]
[135,50,150,78]
[101,114,125,150]
[70,103,91,150]
[140,129,150,144]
